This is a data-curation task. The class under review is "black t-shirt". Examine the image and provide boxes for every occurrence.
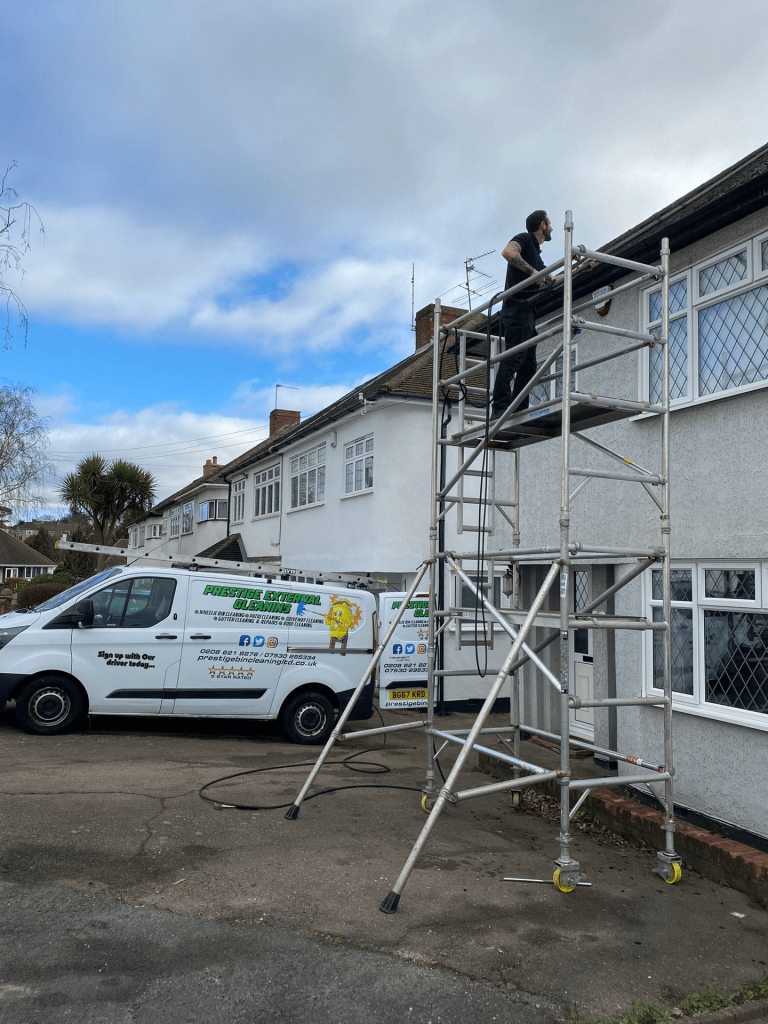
[501,230,544,324]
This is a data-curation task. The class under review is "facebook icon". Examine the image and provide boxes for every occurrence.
[393,644,403,654]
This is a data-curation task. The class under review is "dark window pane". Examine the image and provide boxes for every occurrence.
[651,568,692,602]
[92,580,132,627]
[705,610,768,713]
[704,569,755,600]
[122,578,176,628]
[653,606,694,694]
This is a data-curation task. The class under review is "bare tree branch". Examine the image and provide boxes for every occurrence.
[1,162,44,348]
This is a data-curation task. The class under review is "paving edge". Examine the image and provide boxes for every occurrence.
[680,997,768,1024]
[476,752,768,906]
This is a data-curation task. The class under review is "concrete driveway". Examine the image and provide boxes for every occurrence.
[1,707,767,1022]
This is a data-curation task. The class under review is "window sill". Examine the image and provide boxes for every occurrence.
[341,488,374,499]
[646,693,768,733]
[287,501,326,513]
[631,377,768,421]
[252,512,280,521]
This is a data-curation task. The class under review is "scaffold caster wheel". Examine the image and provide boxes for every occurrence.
[664,862,682,885]
[421,794,434,813]
[553,868,577,893]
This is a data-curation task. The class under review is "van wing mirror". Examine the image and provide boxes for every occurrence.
[44,599,95,630]
[76,600,95,628]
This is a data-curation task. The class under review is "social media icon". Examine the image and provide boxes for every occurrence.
[253,636,265,647]
[239,635,251,647]
[393,644,403,654]
[266,636,278,648]
[405,643,415,654]
[417,643,427,654]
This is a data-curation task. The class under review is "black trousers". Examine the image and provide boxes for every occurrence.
[491,315,538,414]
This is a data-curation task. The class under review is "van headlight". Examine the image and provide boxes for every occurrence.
[0,623,30,649]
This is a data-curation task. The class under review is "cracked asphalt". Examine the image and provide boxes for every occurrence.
[1,707,767,1022]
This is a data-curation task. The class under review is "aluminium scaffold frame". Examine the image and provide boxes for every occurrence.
[286,210,682,912]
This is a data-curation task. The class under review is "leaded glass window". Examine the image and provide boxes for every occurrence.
[704,611,768,713]
[698,285,768,396]
[699,250,748,296]
[704,569,755,601]
[652,606,694,695]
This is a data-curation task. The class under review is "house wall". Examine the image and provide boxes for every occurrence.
[504,207,768,839]
[238,401,435,576]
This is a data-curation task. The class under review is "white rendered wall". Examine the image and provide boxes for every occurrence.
[503,208,768,838]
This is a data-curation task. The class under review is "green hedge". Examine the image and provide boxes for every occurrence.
[16,583,73,608]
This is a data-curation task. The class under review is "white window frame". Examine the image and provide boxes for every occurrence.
[289,444,326,510]
[641,225,768,410]
[342,434,374,497]
[169,507,180,539]
[645,560,768,732]
[181,501,194,535]
[231,479,246,524]
[253,463,281,519]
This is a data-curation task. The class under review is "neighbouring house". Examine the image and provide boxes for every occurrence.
[0,531,56,581]
[220,309,471,587]
[128,456,231,558]
[8,516,89,543]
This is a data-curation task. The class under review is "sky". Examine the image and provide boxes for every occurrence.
[3,0,768,510]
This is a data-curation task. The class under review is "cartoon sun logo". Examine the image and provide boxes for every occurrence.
[324,596,363,654]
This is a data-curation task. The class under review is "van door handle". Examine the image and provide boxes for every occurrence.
[155,633,178,640]
[189,634,212,640]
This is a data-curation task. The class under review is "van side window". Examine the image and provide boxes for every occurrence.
[91,577,176,628]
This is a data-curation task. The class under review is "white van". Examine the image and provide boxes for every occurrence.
[0,566,377,743]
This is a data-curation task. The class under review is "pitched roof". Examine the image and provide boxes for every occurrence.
[533,139,768,317]
[195,533,247,561]
[152,466,231,513]
[0,532,56,567]
[223,345,488,476]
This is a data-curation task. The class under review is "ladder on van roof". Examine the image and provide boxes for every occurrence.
[55,540,394,590]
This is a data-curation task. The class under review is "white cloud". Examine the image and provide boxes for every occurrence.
[21,205,262,330]
[46,402,270,504]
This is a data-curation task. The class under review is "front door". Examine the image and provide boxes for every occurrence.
[570,569,594,740]
[72,574,185,715]
[172,576,286,717]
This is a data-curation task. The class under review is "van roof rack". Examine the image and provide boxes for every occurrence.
[56,540,393,589]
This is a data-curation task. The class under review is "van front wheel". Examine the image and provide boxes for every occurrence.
[15,677,84,735]
[282,691,335,745]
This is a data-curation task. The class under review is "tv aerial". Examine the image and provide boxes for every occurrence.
[440,250,496,311]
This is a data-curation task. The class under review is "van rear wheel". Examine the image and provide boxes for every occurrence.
[15,677,83,735]
[282,691,335,745]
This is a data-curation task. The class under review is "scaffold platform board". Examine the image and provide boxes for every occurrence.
[456,395,643,450]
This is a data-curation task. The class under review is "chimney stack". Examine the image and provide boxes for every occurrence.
[270,408,301,436]
[203,456,219,475]
[414,303,469,351]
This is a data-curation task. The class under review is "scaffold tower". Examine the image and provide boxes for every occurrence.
[286,210,682,911]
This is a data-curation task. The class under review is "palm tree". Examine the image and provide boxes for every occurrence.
[60,455,156,568]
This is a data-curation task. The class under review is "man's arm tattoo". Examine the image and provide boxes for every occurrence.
[507,252,538,276]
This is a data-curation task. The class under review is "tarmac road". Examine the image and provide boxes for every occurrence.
[1,707,767,1022]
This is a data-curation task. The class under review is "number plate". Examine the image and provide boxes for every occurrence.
[387,688,428,702]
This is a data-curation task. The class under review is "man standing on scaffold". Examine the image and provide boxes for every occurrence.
[490,210,555,421]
